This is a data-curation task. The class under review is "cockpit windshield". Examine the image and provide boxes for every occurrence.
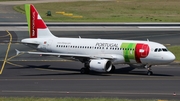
[154,48,168,52]
[162,48,168,51]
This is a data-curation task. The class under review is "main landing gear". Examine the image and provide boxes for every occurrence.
[80,62,90,74]
[80,67,90,74]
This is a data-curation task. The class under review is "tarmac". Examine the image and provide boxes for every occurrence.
[0,0,180,100]
[0,30,180,99]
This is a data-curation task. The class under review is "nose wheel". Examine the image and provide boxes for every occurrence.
[147,70,153,75]
[146,65,153,75]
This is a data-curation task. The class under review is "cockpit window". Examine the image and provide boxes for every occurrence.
[158,48,162,52]
[154,48,158,52]
[154,48,168,52]
[162,48,168,51]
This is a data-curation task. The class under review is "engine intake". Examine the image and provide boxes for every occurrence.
[89,59,112,72]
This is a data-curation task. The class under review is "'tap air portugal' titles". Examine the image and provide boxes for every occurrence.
[95,42,118,48]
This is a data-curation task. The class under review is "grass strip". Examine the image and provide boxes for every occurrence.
[13,5,25,14]
[168,46,180,62]
[0,0,25,1]
[13,0,180,22]
[0,97,177,101]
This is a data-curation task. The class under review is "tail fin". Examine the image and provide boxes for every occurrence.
[25,4,55,38]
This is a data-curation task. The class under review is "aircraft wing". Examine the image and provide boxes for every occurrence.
[15,49,116,60]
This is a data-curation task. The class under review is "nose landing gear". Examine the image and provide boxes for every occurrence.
[146,65,153,75]
[147,70,153,75]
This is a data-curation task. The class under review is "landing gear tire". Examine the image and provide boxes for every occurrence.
[80,67,89,74]
[147,71,153,76]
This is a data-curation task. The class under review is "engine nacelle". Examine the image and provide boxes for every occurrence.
[89,59,112,72]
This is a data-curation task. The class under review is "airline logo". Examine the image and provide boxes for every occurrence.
[121,43,150,63]
[30,5,47,38]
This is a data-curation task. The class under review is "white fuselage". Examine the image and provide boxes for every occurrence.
[22,37,175,65]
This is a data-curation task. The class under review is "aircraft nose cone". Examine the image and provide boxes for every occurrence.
[168,52,176,62]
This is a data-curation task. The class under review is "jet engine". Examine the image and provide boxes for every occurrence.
[89,59,112,72]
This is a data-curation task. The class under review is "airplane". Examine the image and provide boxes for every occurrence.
[16,4,175,75]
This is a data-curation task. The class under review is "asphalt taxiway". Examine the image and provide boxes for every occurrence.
[0,0,180,99]
[0,30,180,99]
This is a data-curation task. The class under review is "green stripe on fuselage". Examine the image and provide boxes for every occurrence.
[121,43,136,62]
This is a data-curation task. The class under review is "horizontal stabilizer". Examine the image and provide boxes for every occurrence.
[15,49,25,55]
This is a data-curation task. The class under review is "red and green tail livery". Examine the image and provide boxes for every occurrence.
[25,4,47,38]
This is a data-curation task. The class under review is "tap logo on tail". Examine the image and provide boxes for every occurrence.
[25,4,47,38]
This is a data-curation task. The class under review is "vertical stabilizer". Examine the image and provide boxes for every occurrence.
[25,4,55,38]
